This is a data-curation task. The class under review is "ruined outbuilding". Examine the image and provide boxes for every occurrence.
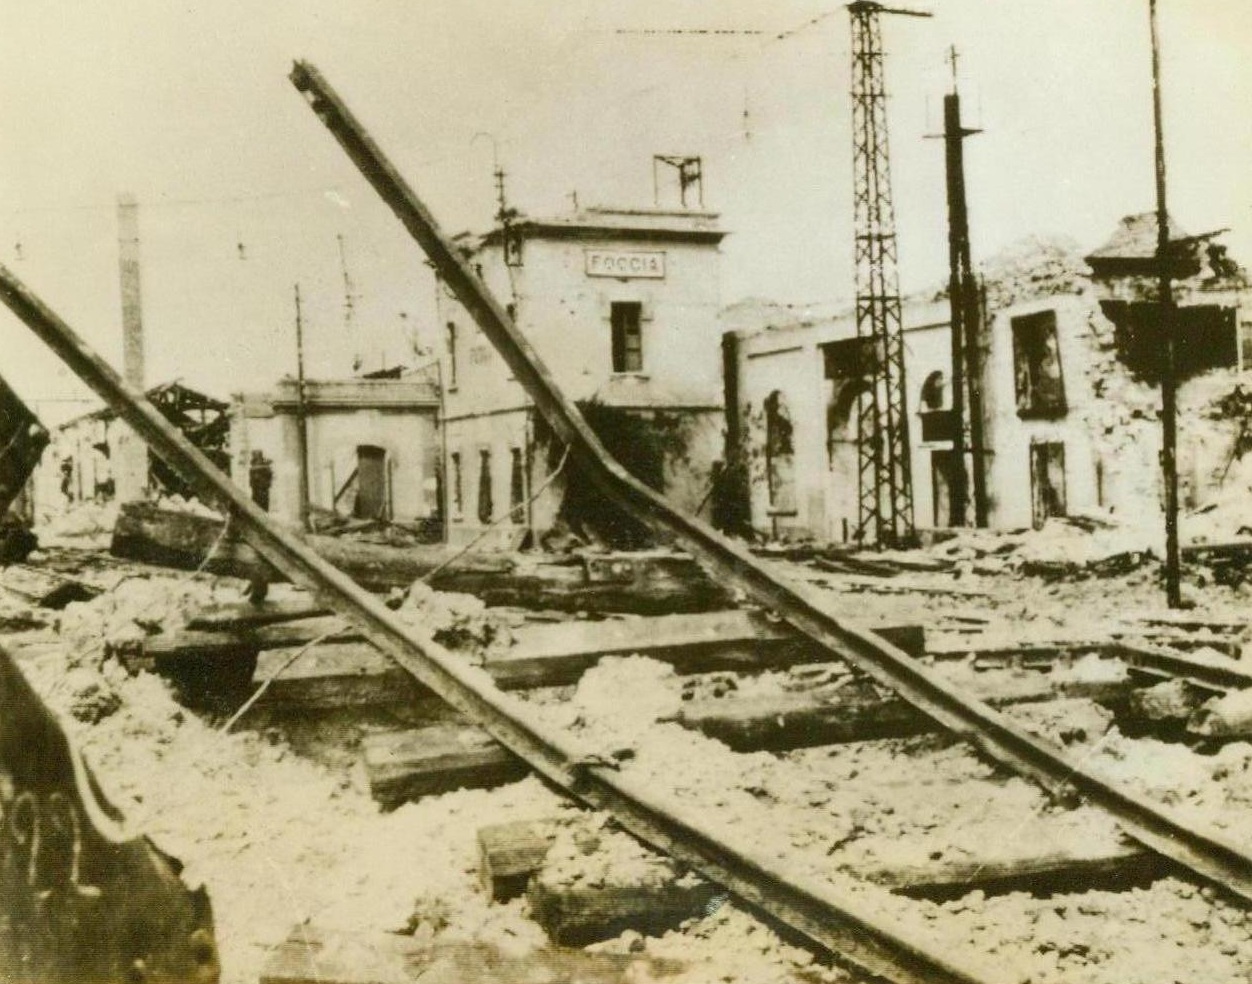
[727,221,1252,543]
[229,374,440,530]
[36,381,228,511]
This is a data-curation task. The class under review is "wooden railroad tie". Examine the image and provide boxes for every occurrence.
[362,661,1144,808]
[476,817,1165,919]
[132,607,926,710]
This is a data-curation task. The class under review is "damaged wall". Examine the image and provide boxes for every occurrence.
[729,300,951,542]
[231,378,440,527]
[731,227,1251,545]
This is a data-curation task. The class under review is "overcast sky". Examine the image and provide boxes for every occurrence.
[1,0,1248,423]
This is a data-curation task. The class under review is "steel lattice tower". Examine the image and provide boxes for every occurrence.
[848,2,925,547]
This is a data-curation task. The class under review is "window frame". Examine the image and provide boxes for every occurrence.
[1011,310,1067,419]
[610,301,644,374]
[445,321,459,390]
[449,450,463,519]
[477,448,494,524]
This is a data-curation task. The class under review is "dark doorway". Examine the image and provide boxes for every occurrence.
[355,445,388,519]
[931,450,959,528]
[1030,442,1066,529]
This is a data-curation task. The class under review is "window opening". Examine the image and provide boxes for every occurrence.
[611,302,643,373]
[450,451,463,518]
[478,449,494,524]
[509,448,525,523]
[764,390,796,511]
[1011,311,1066,418]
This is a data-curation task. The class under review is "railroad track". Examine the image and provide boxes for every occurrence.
[5,60,1252,984]
[71,553,1250,984]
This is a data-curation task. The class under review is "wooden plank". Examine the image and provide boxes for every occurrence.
[111,502,731,614]
[478,820,554,902]
[186,599,330,631]
[140,616,359,664]
[362,724,528,809]
[261,925,684,984]
[489,610,924,688]
[808,572,987,597]
[252,643,431,712]
[478,819,1159,912]
[528,878,723,947]
[672,669,1132,753]
[375,666,1131,807]
[1134,612,1247,634]
[854,844,1165,898]
[138,610,924,706]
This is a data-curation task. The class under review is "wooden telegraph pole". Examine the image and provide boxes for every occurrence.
[294,284,312,532]
[1150,0,1182,608]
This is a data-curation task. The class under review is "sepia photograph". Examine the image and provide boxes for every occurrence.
[1,2,1251,982]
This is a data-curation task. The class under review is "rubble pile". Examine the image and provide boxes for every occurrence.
[395,580,514,656]
[1179,373,1252,542]
[977,234,1091,310]
[32,500,119,549]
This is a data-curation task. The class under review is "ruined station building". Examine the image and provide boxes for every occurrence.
[438,205,727,548]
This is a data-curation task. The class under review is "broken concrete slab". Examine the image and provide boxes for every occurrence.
[260,925,684,984]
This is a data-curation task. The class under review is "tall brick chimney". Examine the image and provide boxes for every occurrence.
[114,193,148,501]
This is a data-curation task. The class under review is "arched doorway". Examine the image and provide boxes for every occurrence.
[825,379,871,542]
[763,390,796,515]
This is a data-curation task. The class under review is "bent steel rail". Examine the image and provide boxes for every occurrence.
[284,61,1252,903]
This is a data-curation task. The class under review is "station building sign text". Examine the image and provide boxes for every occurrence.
[584,250,666,279]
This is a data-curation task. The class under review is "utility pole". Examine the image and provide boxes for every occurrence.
[939,47,988,527]
[294,284,311,532]
[848,1,928,548]
[1150,0,1182,608]
[337,233,359,372]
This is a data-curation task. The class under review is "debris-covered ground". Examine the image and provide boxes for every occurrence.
[5,515,1252,983]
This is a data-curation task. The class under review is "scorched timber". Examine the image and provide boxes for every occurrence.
[477,818,1160,905]
[363,663,1135,806]
[111,502,730,614]
[137,608,925,684]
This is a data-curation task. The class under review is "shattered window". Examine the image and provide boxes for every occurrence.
[1011,311,1066,418]
[611,302,643,373]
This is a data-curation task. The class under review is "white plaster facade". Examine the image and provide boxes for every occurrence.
[438,207,727,547]
[230,378,440,528]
